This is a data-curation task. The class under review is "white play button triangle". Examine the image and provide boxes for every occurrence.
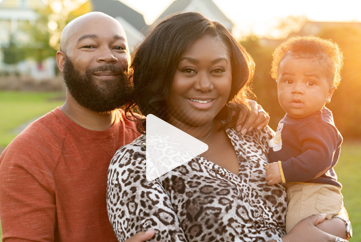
[146,114,209,181]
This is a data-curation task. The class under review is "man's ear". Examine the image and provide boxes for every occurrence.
[327,86,336,103]
[56,51,66,73]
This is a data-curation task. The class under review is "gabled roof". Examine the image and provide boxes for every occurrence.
[154,0,233,25]
[205,0,233,24]
[155,0,191,21]
[90,0,147,32]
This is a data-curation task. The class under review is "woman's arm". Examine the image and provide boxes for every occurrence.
[106,146,187,242]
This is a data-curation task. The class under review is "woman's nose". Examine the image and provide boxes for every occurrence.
[194,73,213,92]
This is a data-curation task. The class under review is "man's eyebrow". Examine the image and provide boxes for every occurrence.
[114,35,126,41]
[77,34,126,42]
[78,34,98,42]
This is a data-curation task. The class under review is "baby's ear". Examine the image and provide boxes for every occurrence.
[327,86,336,103]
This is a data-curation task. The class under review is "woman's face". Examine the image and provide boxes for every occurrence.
[165,34,232,127]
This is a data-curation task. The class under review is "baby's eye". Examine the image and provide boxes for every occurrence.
[285,79,293,84]
[307,81,315,86]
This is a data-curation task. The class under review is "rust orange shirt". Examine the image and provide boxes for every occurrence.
[0,107,139,242]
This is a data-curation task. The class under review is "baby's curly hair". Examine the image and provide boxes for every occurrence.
[271,36,343,87]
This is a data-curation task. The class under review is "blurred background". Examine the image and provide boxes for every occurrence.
[0,0,360,239]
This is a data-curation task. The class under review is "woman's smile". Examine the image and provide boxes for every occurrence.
[188,98,215,110]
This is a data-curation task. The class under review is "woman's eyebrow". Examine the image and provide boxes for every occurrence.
[211,57,228,64]
[179,57,228,64]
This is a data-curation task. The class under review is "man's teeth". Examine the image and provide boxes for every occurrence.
[190,99,212,104]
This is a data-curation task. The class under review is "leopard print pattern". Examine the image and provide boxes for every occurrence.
[107,126,286,242]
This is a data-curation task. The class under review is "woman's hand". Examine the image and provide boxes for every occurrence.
[280,214,340,242]
[236,100,270,134]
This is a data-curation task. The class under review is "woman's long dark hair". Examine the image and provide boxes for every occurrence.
[126,12,255,133]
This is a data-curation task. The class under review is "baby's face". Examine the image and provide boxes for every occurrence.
[277,54,335,118]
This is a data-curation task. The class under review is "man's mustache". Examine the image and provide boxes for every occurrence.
[87,65,126,75]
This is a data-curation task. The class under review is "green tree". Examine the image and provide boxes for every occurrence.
[24,4,56,63]
[240,35,284,130]
[318,26,361,138]
[23,0,91,63]
[2,34,25,65]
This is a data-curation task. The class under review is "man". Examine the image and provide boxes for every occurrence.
[0,12,268,242]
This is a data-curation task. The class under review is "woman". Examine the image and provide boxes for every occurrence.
[107,12,346,242]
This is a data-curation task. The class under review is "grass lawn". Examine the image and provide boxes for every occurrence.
[336,140,361,241]
[0,91,359,240]
[0,91,64,148]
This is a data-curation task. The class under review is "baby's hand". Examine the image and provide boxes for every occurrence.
[265,162,282,185]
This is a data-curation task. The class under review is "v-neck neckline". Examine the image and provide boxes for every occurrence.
[196,127,243,183]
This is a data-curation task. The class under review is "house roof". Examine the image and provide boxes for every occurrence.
[90,0,147,32]
[155,0,191,21]
[154,0,233,25]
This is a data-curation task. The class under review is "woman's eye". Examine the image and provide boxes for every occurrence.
[182,68,196,74]
[212,68,225,74]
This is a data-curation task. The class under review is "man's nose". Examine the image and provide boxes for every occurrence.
[97,48,118,64]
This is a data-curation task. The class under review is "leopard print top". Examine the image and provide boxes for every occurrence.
[107,126,287,242]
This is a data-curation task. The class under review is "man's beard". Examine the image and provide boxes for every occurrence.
[63,55,133,113]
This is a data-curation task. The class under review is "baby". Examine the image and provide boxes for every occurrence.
[265,36,351,239]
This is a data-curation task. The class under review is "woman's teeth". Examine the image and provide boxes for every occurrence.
[190,99,212,104]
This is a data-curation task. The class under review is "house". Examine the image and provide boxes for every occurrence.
[90,0,234,47]
[90,0,147,52]
[0,0,54,79]
[0,0,92,80]
[0,0,44,44]
[153,0,234,33]
[1,0,235,78]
